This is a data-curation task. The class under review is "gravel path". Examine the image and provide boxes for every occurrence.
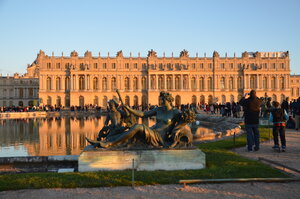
[1,182,300,199]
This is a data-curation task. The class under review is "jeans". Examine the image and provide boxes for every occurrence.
[273,126,286,147]
[245,124,260,151]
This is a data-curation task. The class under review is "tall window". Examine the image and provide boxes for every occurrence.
[125,77,130,91]
[47,63,51,69]
[134,63,138,69]
[93,63,98,69]
[79,76,85,90]
[220,63,225,69]
[271,77,276,90]
[167,76,172,90]
[207,77,212,90]
[112,63,116,69]
[191,77,196,90]
[158,76,164,90]
[125,63,129,69]
[175,76,180,90]
[199,77,204,91]
[102,77,107,91]
[133,77,138,90]
[65,77,70,91]
[47,77,51,90]
[103,63,107,69]
[183,76,188,89]
[93,77,98,90]
[229,77,233,90]
[263,77,267,89]
[56,77,61,90]
[111,77,116,91]
[250,75,256,89]
[142,77,146,90]
[280,77,285,89]
[220,77,225,89]
[151,76,156,89]
[237,77,242,89]
[94,96,99,105]
[56,63,61,69]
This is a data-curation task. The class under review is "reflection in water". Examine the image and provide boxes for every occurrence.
[0,117,156,157]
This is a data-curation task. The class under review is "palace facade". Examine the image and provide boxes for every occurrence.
[31,49,300,108]
[0,70,39,107]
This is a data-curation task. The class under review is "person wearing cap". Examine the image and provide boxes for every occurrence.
[239,90,262,152]
[269,101,288,152]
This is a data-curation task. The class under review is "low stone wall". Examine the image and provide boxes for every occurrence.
[0,111,47,119]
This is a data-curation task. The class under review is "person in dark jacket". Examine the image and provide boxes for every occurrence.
[239,90,262,152]
[269,101,288,152]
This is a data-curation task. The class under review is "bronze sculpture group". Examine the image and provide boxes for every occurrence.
[86,90,195,149]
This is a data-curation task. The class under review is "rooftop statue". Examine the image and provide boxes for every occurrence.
[86,90,195,149]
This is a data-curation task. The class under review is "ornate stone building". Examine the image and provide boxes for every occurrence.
[33,49,297,108]
[0,68,39,107]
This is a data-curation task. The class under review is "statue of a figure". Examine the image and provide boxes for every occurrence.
[87,91,195,149]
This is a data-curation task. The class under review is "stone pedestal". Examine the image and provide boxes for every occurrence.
[78,148,205,172]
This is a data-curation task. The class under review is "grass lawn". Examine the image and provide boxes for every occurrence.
[0,127,288,191]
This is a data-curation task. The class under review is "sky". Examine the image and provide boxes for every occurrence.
[0,0,299,75]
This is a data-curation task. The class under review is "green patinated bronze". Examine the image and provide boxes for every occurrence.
[86,90,195,149]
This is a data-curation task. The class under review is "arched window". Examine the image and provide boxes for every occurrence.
[65,77,70,91]
[56,96,61,106]
[207,77,212,90]
[102,77,107,91]
[183,75,188,89]
[237,77,242,89]
[263,77,268,89]
[167,76,172,90]
[47,77,52,90]
[175,95,181,107]
[192,95,197,104]
[56,77,61,90]
[103,96,108,108]
[79,76,85,90]
[199,77,204,91]
[208,95,213,104]
[94,96,99,105]
[281,94,285,102]
[47,96,52,105]
[230,95,234,102]
[79,96,84,107]
[200,95,205,104]
[133,77,138,90]
[220,77,225,89]
[280,77,285,90]
[191,77,196,90]
[93,77,98,90]
[175,76,180,90]
[250,75,256,89]
[125,96,130,106]
[229,77,233,90]
[134,95,138,107]
[271,77,276,90]
[125,77,130,91]
[142,77,146,90]
[222,95,226,104]
[111,77,116,91]
[158,76,164,90]
[272,94,277,101]
[151,76,156,89]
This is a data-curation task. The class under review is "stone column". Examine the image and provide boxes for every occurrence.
[164,75,167,90]
[180,74,183,90]
[40,75,43,90]
[156,74,158,90]
[275,75,279,90]
[189,75,192,90]
[172,75,175,91]
[75,75,79,91]
[61,76,65,91]
[148,75,151,91]
[70,75,73,90]
[99,75,103,91]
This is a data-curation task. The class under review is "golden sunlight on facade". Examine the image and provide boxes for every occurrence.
[28,49,300,107]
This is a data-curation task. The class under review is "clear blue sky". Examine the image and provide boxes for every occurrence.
[0,0,299,75]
